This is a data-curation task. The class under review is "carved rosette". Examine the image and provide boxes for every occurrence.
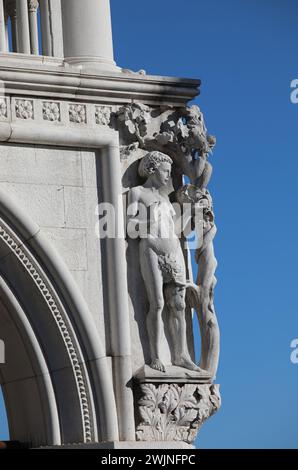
[43,102,60,122]
[0,98,8,119]
[95,106,112,126]
[136,383,221,443]
[69,104,87,124]
[15,99,34,120]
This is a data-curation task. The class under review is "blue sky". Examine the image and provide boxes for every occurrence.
[110,0,298,449]
[1,0,298,448]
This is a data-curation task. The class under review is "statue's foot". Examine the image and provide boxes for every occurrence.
[174,356,205,373]
[150,359,166,373]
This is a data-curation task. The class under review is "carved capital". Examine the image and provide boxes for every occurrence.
[28,0,39,13]
[136,383,221,444]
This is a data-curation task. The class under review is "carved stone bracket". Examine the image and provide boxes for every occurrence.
[135,380,221,444]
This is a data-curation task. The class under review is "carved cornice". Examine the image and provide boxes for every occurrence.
[0,58,200,106]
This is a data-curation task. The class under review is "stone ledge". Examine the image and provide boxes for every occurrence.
[134,365,212,384]
[0,55,200,106]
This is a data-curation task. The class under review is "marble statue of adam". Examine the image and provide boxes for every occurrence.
[128,151,202,373]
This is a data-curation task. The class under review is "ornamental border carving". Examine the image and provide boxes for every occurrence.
[3,97,113,128]
[0,221,94,443]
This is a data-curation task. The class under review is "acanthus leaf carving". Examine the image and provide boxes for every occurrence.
[136,383,221,443]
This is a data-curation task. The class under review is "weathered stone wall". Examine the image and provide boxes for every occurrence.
[0,143,106,347]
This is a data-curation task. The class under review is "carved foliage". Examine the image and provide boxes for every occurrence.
[116,103,216,185]
[95,106,112,126]
[15,99,34,120]
[0,98,7,119]
[43,102,60,122]
[136,383,221,443]
[117,102,151,145]
[69,104,87,124]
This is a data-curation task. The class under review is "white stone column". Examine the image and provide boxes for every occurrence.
[0,0,6,52]
[40,0,64,58]
[39,0,51,56]
[49,0,63,58]
[16,0,30,54]
[4,11,9,52]
[28,0,39,55]
[61,0,118,72]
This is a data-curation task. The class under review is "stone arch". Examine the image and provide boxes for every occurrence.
[0,189,119,447]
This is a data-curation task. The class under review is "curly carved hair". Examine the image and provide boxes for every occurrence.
[138,151,173,178]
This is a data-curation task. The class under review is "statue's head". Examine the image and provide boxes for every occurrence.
[138,151,173,187]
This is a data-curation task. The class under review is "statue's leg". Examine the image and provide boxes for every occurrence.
[140,245,166,372]
[196,250,219,377]
[166,284,202,372]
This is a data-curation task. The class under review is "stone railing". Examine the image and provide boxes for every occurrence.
[0,0,118,72]
[0,0,63,57]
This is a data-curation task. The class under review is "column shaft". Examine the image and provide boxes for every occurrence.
[61,0,117,71]
[11,13,18,52]
[16,0,31,54]
[0,0,6,52]
[28,1,39,55]
[5,14,9,51]
[39,0,52,56]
